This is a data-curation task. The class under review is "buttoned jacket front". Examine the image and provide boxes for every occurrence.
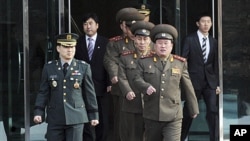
[34,58,98,125]
[134,54,199,121]
[103,36,135,95]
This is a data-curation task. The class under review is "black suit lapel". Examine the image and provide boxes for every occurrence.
[194,34,204,60]
[79,36,89,60]
[91,35,101,61]
[207,36,214,61]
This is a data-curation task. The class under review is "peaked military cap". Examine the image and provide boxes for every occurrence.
[130,21,155,36]
[137,4,151,16]
[116,8,145,26]
[116,7,139,23]
[56,33,79,46]
[150,24,178,43]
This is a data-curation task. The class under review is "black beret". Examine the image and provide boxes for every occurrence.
[150,24,178,43]
[56,33,79,46]
[115,7,139,23]
[130,21,155,36]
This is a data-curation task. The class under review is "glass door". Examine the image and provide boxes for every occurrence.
[0,0,59,140]
[0,0,25,140]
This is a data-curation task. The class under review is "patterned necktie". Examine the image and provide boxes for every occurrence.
[63,63,69,76]
[202,37,207,63]
[87,38,94,60]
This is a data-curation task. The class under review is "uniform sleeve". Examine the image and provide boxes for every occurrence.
[118,58,133,97]
[181,61,199,116]
[103,41,119,79]
[82,64,99,120]
[34,64,49,117]
[133,60,152,94]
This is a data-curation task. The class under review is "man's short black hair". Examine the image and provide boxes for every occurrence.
[82,12,99,24]
[196,12,212,22]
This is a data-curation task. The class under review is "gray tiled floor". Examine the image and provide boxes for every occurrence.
[0,121,47,141]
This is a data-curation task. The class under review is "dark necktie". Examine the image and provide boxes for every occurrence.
[161,61,166,68]
[87,38,94,60]
[202,37,207,63]
[63,63,69,76]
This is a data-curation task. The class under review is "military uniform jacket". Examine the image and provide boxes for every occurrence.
[34,58,99,125]
[118,50,143,113]
[103,36,135,95]
[134,54,199,121]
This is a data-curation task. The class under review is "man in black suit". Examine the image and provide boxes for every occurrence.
[74,13,111,141]
[180,13,221,141]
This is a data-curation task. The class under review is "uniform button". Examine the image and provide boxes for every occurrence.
[64,99,66,102]
[162,74,165,76]
[160,96,164,99]
[63,86,66,89]
[64,93,66,96]
[162,81,165,84]
[161,88,164,91]
[64,79,66,82]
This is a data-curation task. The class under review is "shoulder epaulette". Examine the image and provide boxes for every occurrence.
[109,35,123,42]
[173,54,186,62]
[47,61,53,64]
[47,60,57,64]
[140,52,155,59]
[79,60,86,64]
[121,50,135,56]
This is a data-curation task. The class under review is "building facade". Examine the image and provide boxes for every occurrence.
[0,0,249,140]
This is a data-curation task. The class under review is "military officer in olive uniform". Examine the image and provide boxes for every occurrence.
[33,33,99,141]
[103,8,145,141]
[133,24,199,141]
[118,21,155,141]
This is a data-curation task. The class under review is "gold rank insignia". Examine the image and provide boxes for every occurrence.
[170,57,174,62]
[74,79,80,89]
[133,53,137,58]
[125,37,128,43]
[52,79,57,87]
[153,57,157,62]
[66,34,72,39]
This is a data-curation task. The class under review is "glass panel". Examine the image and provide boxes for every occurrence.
[0,0,24,140]
[222,0,250,140]
[0,0,57,140]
